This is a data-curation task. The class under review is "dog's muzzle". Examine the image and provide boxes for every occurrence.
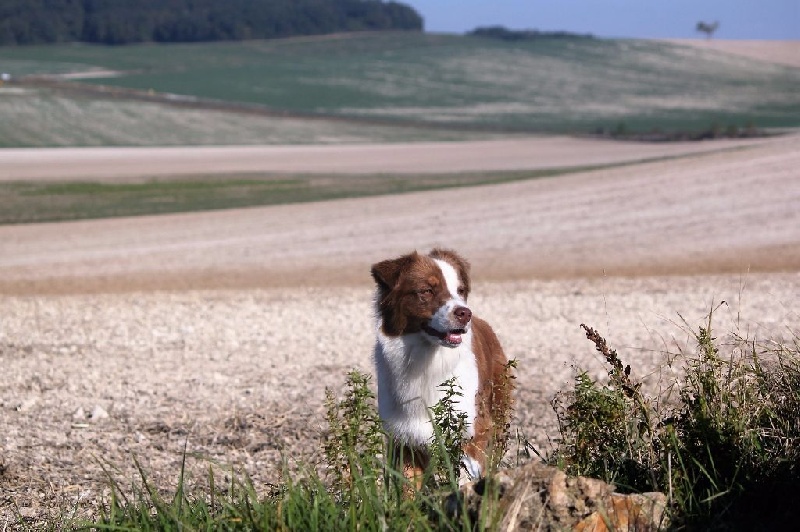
[422,305,472,347]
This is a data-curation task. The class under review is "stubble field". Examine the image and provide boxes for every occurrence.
[2,132,799,523]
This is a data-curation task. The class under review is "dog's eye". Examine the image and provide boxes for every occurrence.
[457,287,466,297]
[418,288,434,298]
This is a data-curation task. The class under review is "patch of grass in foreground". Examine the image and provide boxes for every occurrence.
[72,371,508,531]
[0,164,610,225]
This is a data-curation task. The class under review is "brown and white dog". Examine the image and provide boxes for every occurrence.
[371,248,513,483]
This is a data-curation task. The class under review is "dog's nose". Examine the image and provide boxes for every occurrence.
[454,306,472,326]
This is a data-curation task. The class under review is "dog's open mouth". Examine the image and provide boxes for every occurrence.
[422,324,466,346]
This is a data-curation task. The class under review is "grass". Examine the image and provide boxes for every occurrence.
[2,33,799,146]
[0,162,624,225]
[73,370,504,531]
[0,86,513,148]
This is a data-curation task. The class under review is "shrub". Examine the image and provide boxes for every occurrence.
[551,308,800,528]
[551,324,660,492]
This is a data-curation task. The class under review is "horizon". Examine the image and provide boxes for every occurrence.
[402,0,800,40]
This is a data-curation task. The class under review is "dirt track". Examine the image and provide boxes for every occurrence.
[0,135,773,181]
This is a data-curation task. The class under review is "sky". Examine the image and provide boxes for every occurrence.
[400,1,800,40]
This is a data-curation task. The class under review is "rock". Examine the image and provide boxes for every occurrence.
[18,507,37,518]
[90,405,109,421]
[72,407,86,420]
[16,397,38,412]
[450,461,668,531]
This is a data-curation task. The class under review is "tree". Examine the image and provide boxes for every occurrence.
[696,21,719,40]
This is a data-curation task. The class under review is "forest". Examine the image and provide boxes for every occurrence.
[0,0,423,45]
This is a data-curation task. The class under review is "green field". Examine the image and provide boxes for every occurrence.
[1,33,799,147]
[0,86,510,147]
[0,164,620,224]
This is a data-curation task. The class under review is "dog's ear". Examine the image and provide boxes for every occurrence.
[429,248,471,297]
[371,252,418,291]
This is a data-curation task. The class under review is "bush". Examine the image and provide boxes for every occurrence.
[551,325,660,492]
[551,308,800,529]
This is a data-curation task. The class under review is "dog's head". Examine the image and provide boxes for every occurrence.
[371,248,472,347]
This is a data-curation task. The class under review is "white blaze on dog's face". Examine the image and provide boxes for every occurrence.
[427,258,471,347]
[371,249,472,348]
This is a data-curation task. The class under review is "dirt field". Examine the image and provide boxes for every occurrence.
[668,39,800,69]
[0,135,774,181]
[1,133,797,295]
[2,38,800,521]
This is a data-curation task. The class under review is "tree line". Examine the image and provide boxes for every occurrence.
[467,26,593,41]
[0,0,423,45]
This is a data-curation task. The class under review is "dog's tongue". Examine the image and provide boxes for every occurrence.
[446,332,463,345]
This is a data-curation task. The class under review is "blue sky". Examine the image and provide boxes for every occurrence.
[400,1,800,40]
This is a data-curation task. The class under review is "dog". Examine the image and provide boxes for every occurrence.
[371,248,513,484]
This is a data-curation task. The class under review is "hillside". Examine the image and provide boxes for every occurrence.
[1,34,798,147]
[0,0,422,45]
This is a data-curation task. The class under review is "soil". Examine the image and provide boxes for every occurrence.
[0,135,775,182]
[667,39,800,69]
[1,133,798,295]
[2,276,798,525]
[2,132,799,525]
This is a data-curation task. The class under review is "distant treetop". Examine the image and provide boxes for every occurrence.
[696,21,720,40]
[0,0,423,46]
[467,26,594,41]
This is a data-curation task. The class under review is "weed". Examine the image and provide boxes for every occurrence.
[322,369,384,495]
[428,377,470,486]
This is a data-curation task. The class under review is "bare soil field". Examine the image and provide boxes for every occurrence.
[668,39,800,69]
[1,132,800,524]
[0,134,797,294]
[0,135,773,181]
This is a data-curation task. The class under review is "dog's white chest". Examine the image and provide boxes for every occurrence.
[374,331,480,447]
